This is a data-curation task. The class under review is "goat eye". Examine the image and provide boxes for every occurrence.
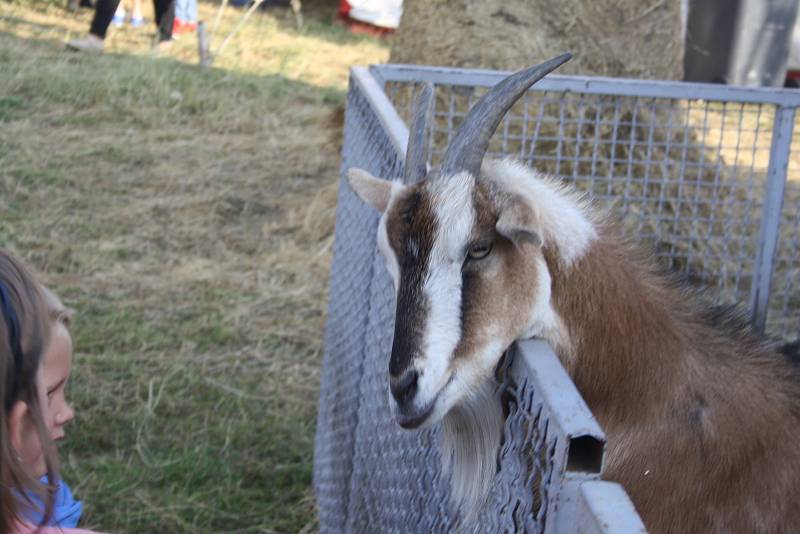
[467,243,492,260]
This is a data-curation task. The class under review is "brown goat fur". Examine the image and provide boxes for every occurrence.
[544,224,800,533]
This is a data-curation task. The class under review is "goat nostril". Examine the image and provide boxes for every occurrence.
[390,370,419,404]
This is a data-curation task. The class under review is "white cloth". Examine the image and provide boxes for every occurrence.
[345,0,403,29]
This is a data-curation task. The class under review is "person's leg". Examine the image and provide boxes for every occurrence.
[131,0,143,26]
[153,0,175,42]
[112,0,126,27]
[174,0,187,22]
[89,0,122,38]
[188,0,197,23]
[174,0,196,33]
[67,0,119,51]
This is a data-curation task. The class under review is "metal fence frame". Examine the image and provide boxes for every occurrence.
[314,65,800,533]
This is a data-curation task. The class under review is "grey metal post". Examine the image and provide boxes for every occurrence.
[749,105,797,332]
[513,341,606,533]
[197,21,212,68]
[352,67,410,160]
[576,481,647,533]
[372,64,800,105]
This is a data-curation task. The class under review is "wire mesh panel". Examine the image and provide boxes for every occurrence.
[344,251,455,533]
[769,113,800,337]
[381,68,800,340]
[314,69,456,533]
[313,71,403,532]
[773,184,800,335]
[478,358,554,533]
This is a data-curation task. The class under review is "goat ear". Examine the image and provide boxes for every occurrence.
[496,195,543,247]
[347,168,398,213]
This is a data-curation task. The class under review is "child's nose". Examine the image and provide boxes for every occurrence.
[57,402,75,425]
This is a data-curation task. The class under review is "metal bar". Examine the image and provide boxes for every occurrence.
[514,340,610,534]
[372,65,800,106]
[730,103,749,294]
[197,21,211,68]
[556,93,566,176]
[623,97,640,213]
[512,340,605,456]
[547,476,584,534]
[749,105,797,331]
[367,63,387,87]
[588,95,602,197]
[606,97,622,198]
[576,481,648,533]
[351,67,409,161]
[549,477,649,534]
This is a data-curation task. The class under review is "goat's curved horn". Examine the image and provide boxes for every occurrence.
[404,82,435,184]
[439,53,572,178]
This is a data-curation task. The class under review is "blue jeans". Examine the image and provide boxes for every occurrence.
[175,0,196,22]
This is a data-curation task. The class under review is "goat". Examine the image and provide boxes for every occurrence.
[347,54,800,533]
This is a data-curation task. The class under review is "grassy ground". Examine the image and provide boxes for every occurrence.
[0,0,388,531]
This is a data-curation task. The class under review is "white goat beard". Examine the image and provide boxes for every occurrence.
[440,379,504,528]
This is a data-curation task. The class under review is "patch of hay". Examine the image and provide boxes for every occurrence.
[389,0,683,79]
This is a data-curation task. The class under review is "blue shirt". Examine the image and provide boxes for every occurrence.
[21,477,83,528]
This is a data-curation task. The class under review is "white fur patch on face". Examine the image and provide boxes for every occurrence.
[440,335,505,416]
[415,172,477,409]
[482,158,597,266]
[428,173,478,260]
[522,255,570,352]
[416,335,505,431]
[376,181,407,291]
[377,215,399,289]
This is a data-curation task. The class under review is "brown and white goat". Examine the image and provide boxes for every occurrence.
[348,55,800,533]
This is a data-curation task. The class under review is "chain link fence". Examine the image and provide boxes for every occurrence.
[314,65,800,533]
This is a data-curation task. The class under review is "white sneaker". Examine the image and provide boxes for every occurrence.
[112,7,126,27]
[66,35,105,53]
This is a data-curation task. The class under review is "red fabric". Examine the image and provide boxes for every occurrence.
[339,0,351,16]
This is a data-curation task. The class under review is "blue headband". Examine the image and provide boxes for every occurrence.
[0,279,24,410]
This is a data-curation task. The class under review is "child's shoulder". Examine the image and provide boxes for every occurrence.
[15,523,107,534]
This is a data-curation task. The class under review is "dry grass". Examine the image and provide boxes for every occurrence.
[0,0,388,531]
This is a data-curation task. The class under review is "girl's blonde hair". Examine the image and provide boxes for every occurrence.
[0,250,58,531]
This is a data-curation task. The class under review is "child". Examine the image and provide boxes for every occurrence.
[18,287,83,528]
[0,249,102,534]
